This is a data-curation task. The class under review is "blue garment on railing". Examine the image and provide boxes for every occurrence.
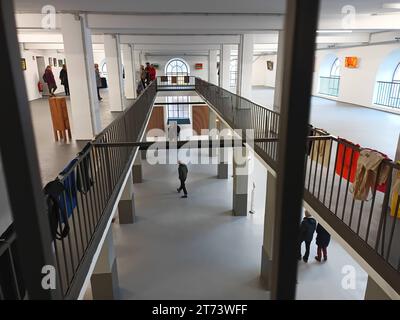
[58,159,78,221]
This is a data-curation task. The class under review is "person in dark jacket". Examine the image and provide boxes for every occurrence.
[298,211,317,263]
[59,64,69,96]
[315,223,331,262]
[177,161,188,198]
[145,62,151,86]
[95,63,103,101]
[43,65,57,96]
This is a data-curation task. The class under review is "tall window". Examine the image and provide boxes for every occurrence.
[393,63,400,82]
[165,58,190,76]
[330,58,340,78]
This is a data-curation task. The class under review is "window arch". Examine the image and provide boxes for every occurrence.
[393,63,400,82]
[165,58,190,76]
[330,58,340,78]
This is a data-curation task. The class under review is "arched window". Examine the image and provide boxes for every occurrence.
[165,58,190,76]
[330,58,340,78]
[393,63,400,82]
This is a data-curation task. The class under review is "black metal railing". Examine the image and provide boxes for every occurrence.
[195,77,400,293]
[0,81,157,300]
[196,78,280,168]
[375,81,400,110]
[319,76,340,97]
[156,75,196,90]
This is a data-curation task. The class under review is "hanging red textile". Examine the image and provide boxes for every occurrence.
[335,138,360,183]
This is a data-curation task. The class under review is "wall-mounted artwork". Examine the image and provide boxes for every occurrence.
[152,63,160,69]
[195,63,203,70]
[267,61,274,71]
[21,58,26,71]
[345,57,359,68]
[58,59,64,66]
[48,57,53,66]
[53,58,57,67]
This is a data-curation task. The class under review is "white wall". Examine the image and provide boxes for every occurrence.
[145,55,209,80]
[20,47,66,101]
[312,43,400,110]
[252,54,277,87]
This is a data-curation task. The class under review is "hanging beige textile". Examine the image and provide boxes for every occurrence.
[310,129,331,168]
[352,150,391,201]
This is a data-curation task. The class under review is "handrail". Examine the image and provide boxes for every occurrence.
[195,77,400,294]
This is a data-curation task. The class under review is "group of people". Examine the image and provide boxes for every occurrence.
[298,211,331,263]
[137,62,157,95]
[42,64,69,97]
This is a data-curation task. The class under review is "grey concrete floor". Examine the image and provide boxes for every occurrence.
[251,86,400,159]
[30,88,120,184]
[113,150,270,300]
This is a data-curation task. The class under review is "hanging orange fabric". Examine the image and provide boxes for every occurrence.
[335,138,360,183]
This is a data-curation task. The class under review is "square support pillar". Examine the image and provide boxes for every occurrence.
[61,14,101,140]
[233,147,249,216]
[132,154,143,183]
[273,31,285,113]
[208,50,218,85]
[104,34,125,111]
[118,170,135,224]
[237,34,254,99]
[122,44,136,100]
[90,227,120,300]
[261,171,276,289]
[217,141,229,179]
[220,44,232,90]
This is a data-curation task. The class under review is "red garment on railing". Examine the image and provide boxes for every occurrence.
[335,138,360,183]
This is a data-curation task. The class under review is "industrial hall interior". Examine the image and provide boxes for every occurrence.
[1,0,400,301]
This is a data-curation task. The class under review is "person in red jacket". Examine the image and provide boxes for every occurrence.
[43,65,57,96]
[149,64,156,81]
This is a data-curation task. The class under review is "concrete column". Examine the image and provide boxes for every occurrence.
[220,44,231,90]
[260,171,276,289]
[132,154,143,183]
[209,50,218,85]
[60,14,101,140]
[273,31,285,112]
[233,147,249,216]
[104,34,125,111]
[364,276,391,300]
[208,109,218,158]
[90,227,119,299]
[122,44,136,99]
[218,151,229,179]
[237,34,254,99]
[118,171,135,224]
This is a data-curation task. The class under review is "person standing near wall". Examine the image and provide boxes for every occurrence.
[43,65,57,97]
[94,63,103,101]
[59,64,69,96]
[177,160,188,199]
[150,64,157,82]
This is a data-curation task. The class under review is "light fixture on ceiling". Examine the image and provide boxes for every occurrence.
[383,3,400,9]
[317,30,353,33]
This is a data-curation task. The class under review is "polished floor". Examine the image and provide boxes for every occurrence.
[251,86,400,159]
[107,149,367,300]
[30,89,120,184]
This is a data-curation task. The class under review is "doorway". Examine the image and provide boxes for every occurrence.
[36,56,49,97]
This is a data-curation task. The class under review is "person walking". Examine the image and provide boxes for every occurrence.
[59,64,69,96]
[315,223,331,262]
[140,65,147,88]
[43,65,57,96]
[95,63,103,101]
[177,161,188,198]
[297,211,317,263]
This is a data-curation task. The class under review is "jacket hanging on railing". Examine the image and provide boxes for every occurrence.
[335,138,360,183]
[43,180,70,240]
[58,159,78,219]
[310,129,331,168]
[76,143,94,194]
[352,149,391,201]
[391,161,400,218]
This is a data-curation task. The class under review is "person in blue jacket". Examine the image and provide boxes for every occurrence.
[315,223,331,262]
[297,211,317,263]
